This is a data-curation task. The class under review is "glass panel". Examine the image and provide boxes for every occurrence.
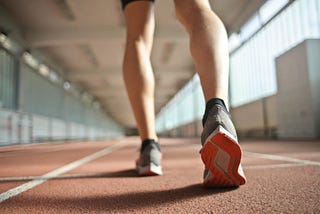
[229,0,320,107]
[259,0,289,23]
[240,15,262,41]
[308,0,320,37]
[0,49,17,109]
[156,0,320,132]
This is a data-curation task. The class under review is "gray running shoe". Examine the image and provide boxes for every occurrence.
[201,104,246,187]
[136,142,162,176]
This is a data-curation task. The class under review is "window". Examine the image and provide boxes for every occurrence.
[240,15,261,41]
[259,0,289,23]
[0,48,18,109]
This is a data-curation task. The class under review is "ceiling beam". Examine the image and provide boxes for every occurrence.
[25,26,188,48]
[66,64,194,80]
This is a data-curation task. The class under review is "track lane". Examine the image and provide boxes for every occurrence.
[0,138,319,213]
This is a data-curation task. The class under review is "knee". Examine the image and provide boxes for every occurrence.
[174,3,195,28]
[126,33,146,45]
[125,32,154,58]
[126,33,152,53]
[125,24,154,53]
[174,0,212,30]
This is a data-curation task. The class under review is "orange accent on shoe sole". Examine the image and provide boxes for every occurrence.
[136,158,162,176]
[201,131,246,187]
[140,170,159,176]
[202,143,234,187]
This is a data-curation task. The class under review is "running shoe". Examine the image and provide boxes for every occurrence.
[136,141,163,176]
[201,104,246,187]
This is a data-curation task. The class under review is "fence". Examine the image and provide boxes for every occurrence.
[0,108,123,146]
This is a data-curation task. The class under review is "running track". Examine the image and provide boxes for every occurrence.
[0,137,319,213]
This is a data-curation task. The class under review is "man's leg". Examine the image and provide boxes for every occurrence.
[174,0,229,104]
[122,0,162,175]
[123,1,156,141]
[174,0,246,187]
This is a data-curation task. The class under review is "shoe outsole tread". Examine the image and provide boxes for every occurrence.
[136,162,163,176]
[201,125,246,187]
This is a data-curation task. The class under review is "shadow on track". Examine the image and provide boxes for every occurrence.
[0,169,139,182]
[10,183,238,212]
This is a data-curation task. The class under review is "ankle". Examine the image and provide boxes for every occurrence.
[141,139,160,153]
[202,98,228,126]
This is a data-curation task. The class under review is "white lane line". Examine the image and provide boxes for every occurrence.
[244,151,320,166]
[0,141,128,203]
[0,173,103,182]
[244,163,307,169]
[0,173,110,182]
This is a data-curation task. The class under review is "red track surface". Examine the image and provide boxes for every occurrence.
[0,137,319,213]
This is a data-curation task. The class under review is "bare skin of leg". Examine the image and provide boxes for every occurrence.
[123,1,158,141]
[123,0,229,141]
[174,0,230,108]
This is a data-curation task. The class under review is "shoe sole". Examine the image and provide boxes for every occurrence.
[201,125,246,187]
[136,162,163,176]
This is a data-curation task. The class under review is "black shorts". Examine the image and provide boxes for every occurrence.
[121,0,155,10]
